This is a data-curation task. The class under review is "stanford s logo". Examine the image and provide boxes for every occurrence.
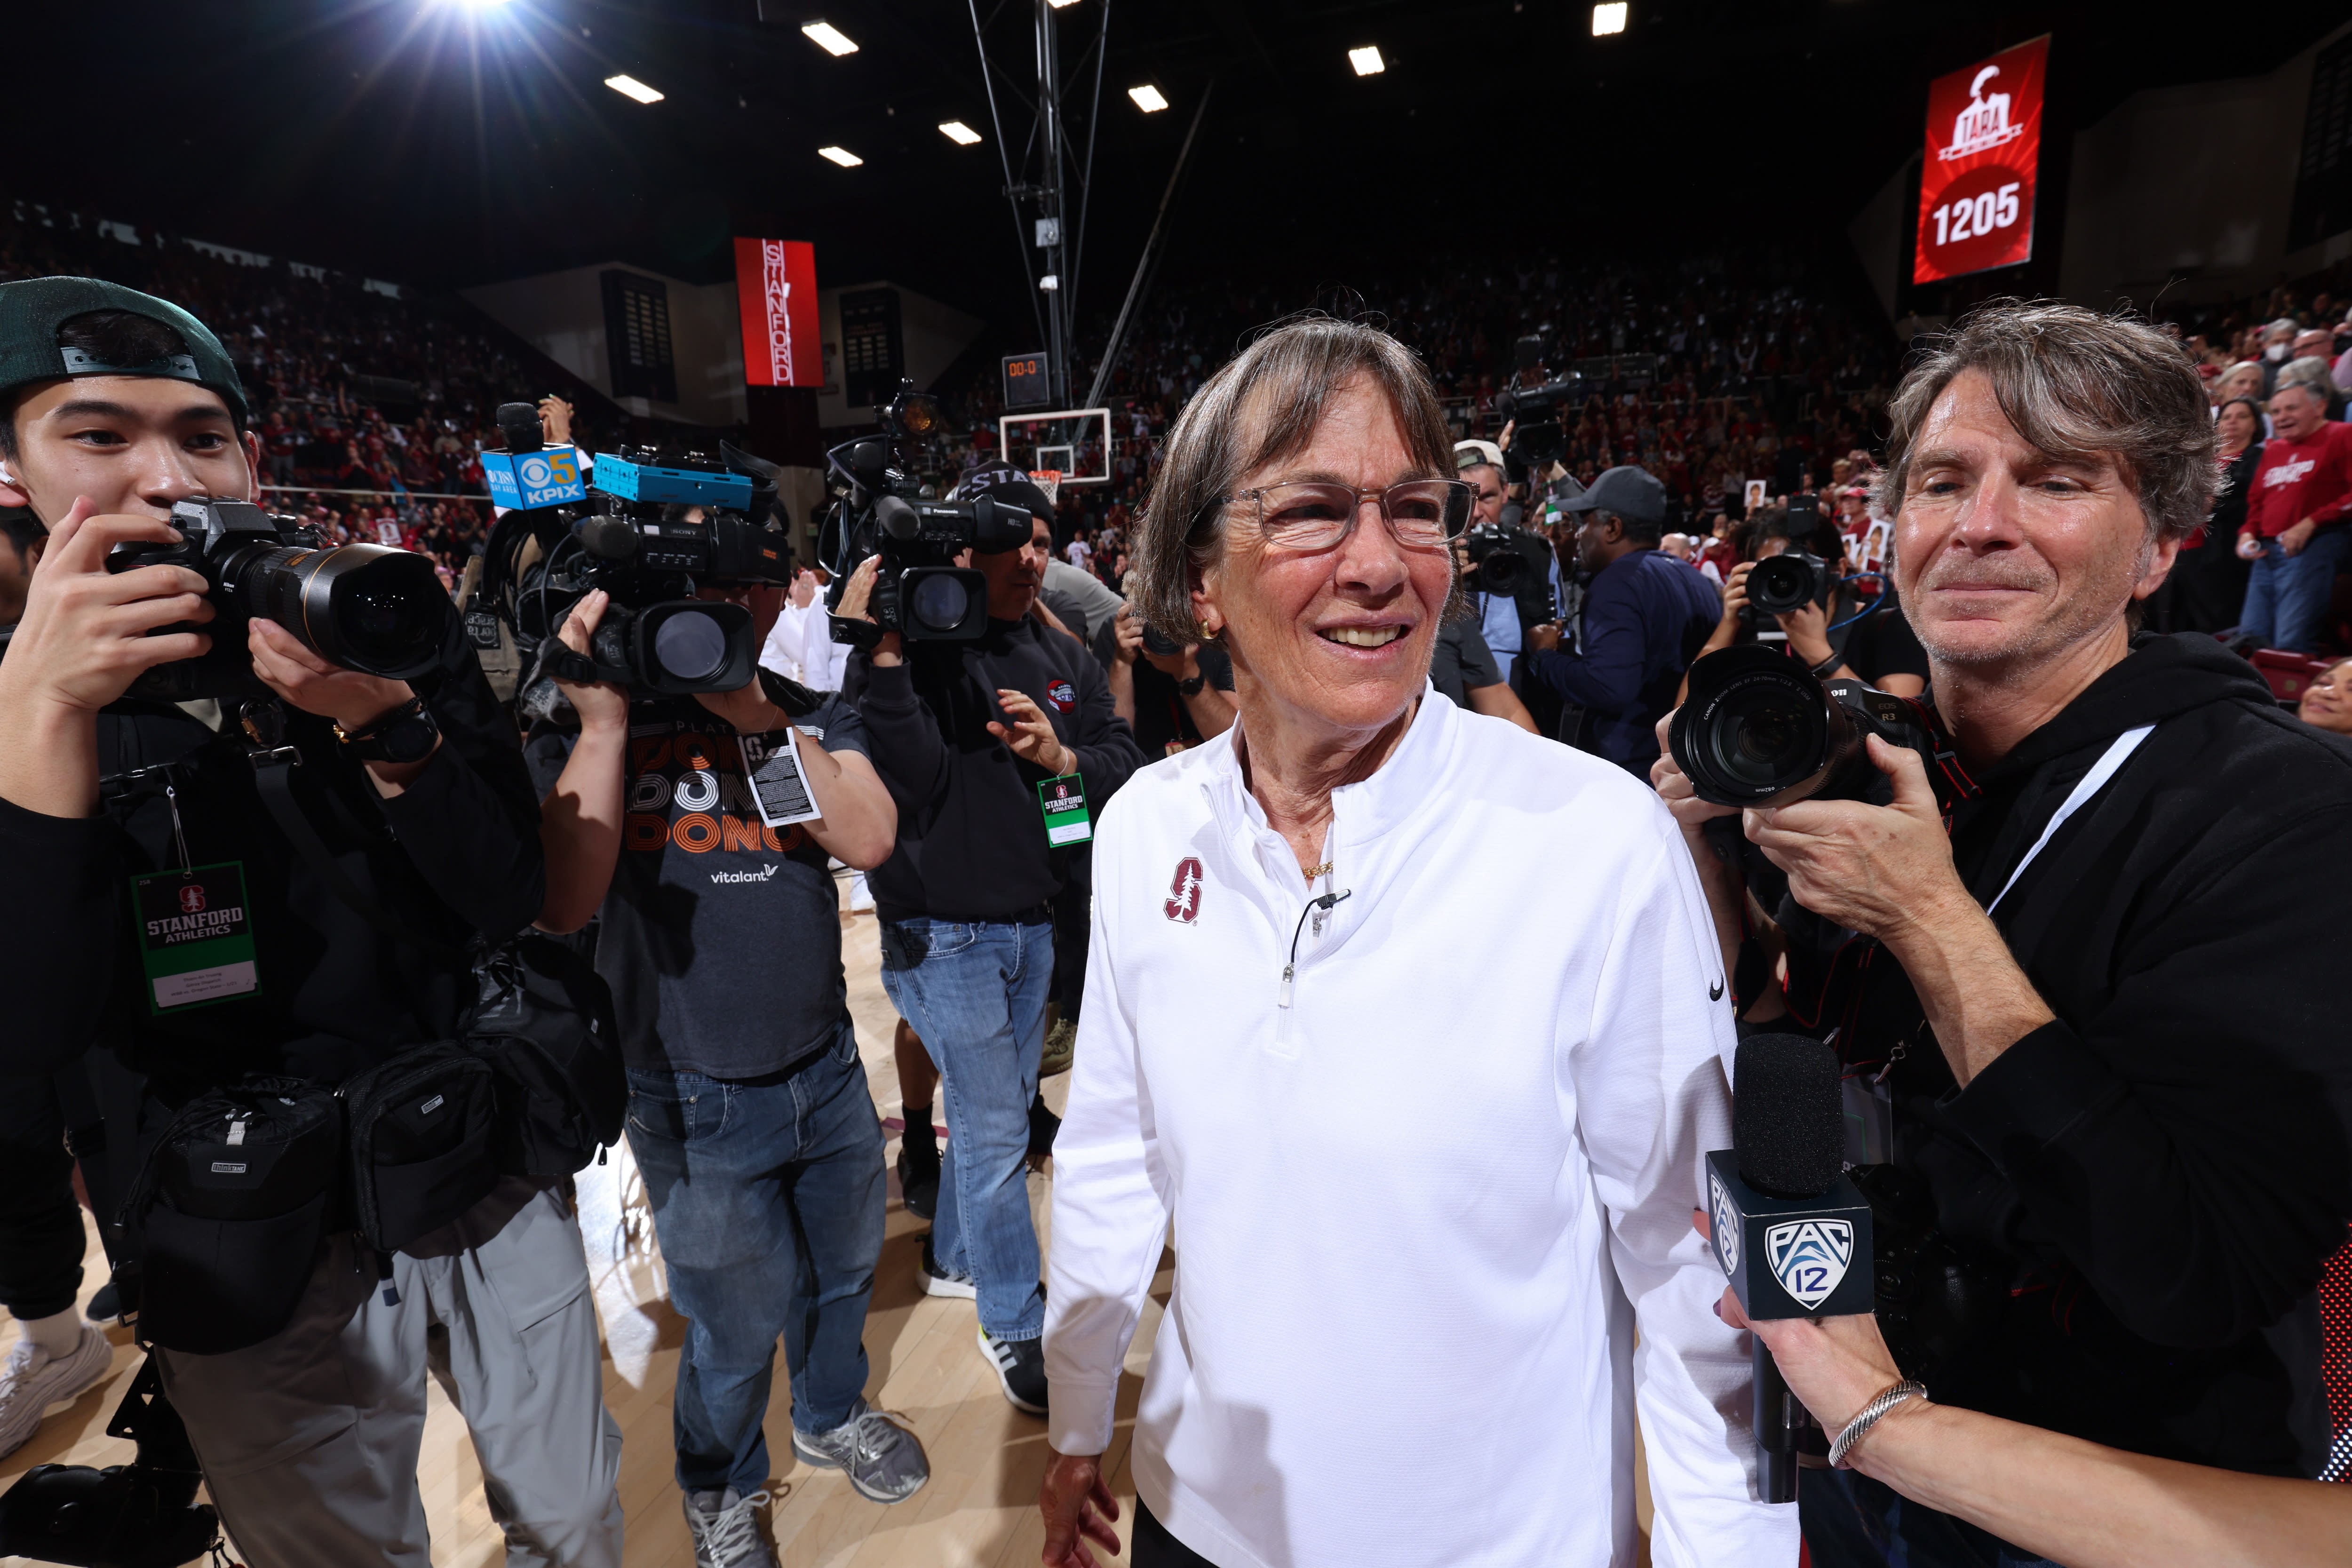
[1766,1218,1854,1310]
[178,885,208,915]
[1164,857,1203,924]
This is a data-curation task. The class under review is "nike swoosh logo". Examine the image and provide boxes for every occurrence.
[1709,979,1725,1001]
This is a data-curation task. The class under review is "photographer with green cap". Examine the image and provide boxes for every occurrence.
[0,278,622,1567]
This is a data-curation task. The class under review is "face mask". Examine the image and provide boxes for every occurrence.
[2267,342,2289,361]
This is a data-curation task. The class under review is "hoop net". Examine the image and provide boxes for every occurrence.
[1029,470,1063,506]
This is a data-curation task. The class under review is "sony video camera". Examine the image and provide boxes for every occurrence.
[820,382,1031,643]
[1493,335,1585,468]
[0,1360,218,1568]
[102,498,452,702]
[1668,645,1948,811]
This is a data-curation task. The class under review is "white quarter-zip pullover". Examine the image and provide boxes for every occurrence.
[1045,691,1792,1567]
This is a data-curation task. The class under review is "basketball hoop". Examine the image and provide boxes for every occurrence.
[1029,470,1063,506]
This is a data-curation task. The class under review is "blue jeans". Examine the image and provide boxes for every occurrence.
[2237,527,2349,652]
[624,1017,885,1496]
[877,917,1052,1342]
[1801,1465,2058,1568]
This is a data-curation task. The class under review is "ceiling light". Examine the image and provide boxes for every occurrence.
[801,21,858,56]
[1128,84,1168,112]
[818,145,863,167]
[939,120,982,145]
[1046,0,1082,8]
[1348,46,1385,76]
[604,74,664,104]
[1591,3,1628,35]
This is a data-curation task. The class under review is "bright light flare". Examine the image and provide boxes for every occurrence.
[801,21,858,56]
[1592,3,1628,36]
[1348,46,1385,76]
[939,121,982,145]
[1128,84,1168,112]
[818,145,864,167]
[604,74,664,104]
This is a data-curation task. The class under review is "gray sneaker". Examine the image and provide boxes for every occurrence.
[682,1486,778,1568]
[792,1397,930,1504]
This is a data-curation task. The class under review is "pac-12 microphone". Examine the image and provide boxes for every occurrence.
[1708,1033,1874,1504]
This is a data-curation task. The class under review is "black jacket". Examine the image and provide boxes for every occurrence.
[1,625,544,1100]
[1814,633,2352,1476]
[845,615,1142,922]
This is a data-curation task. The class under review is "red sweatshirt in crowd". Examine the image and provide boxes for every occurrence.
[2243,420,2352,537]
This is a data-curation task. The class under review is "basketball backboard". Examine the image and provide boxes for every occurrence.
[999,407,1112,487]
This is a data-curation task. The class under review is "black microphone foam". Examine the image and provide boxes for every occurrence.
[578,515,639,562]
[874,494,919,541]
[496,402,545,455]
[1732,1033,1845,1199]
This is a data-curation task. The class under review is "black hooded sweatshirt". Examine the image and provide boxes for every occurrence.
[1814,632,2352,1478]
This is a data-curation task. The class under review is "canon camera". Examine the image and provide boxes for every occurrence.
[103,498,452,702]
[1668,645,1947,810]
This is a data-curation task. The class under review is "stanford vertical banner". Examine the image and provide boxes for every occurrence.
[733,238,822,388]
[1914,36,2048,285]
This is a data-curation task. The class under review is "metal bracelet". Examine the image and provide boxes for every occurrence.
[1828,1379,1929,1469]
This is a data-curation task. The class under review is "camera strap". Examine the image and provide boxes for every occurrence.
[1984,724,2154,916]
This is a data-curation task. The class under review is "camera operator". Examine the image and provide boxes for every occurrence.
[1522,465,1722,774]
[0,279,621,1567]
[1457,456,1557,683]
[529,569,925,1547]
[837,485,1142,1416]
[1692,512,1928,701]
[1654,302,2352,1567]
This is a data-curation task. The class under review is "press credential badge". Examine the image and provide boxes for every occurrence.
[1038,776,1092,846]
[131,861,258,1014]
[741,733,824,829]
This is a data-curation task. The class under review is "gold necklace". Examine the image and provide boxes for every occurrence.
[1302,861,1333,882]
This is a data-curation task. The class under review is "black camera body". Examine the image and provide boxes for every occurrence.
[103,499,452,702]
[821,384,1032,643]
[1744,549,1835,622]
[1493,372,1585,468]
[1462,521,1553,604]
[1669,645,1946,810]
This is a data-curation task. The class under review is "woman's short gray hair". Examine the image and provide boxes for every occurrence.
[1129,316,1456,642]
[1875,300,2217,544]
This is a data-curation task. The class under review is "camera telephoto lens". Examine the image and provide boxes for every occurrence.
[652,607,731,684]
[909,572,972,634]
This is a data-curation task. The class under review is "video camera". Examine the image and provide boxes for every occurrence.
[1668,645,1949,811]
[1493,336,1586,468]
[0,1360,219,1568]
[478,404,796,700]
[820,382,1031,643]
[102,498,453,702]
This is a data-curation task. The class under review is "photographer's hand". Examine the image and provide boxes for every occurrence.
[0,501,217,817]
[248,620,436,796]
[838,555,902,667]
[1526,621,1564,653]
[989,689,1074,776]
[535,591,628,934]
[550,590,629,736]
[1744,734,2053,1086]
[1111,603,1144,666]
[1778,598,1840,669]
[1703,560,1754,654]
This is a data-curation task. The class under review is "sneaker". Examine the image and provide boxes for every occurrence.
[977,1326,1048,1416]
[1039,1017,1077,1078]
[791,1396,930,1504]
[848,873,875,914]
[896,1124,940,1220]
[918,1234,976,1300]
[682,1486,778,1568]
[1026,1091,1061,1170]
[0,1326,114,1460]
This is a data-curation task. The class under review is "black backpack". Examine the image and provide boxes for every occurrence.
[463,933,624,1177]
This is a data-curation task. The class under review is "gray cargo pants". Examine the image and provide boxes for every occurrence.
[155,1178,624,1568]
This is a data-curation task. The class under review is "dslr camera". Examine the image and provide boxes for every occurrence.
[1668,645,1948,810]
[1461,520,1552,602]
[820,382,1031,643]
[479,406,795,699]
[1743,549,1836,622]
[103,499,452,702]
[1493,336,1586,469]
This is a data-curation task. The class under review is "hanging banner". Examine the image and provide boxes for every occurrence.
[733,238,822,388]
[1914,36,2048,285]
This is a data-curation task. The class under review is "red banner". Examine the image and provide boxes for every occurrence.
[1914,36,2047,285]
[734,238,821,388]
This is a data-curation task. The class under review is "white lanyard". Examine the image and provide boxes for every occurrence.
[1985,724,2154,915]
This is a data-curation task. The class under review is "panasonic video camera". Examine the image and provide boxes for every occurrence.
[102,498,452,702]
[820,382,1031,643]
[1493,335,1586,468]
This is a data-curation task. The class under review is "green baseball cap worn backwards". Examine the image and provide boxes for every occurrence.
[0,276,248,424]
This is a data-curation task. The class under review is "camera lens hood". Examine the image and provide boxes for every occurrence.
[1669,645,1859,808]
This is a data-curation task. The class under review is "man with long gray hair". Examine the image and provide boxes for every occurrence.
[1656,300,2352,1565]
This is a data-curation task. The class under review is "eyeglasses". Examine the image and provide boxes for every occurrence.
[1216,479,1474,551]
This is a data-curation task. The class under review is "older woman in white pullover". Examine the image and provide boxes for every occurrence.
[1037,318,1792,1568]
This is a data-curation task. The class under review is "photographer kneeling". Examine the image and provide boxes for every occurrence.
[0,278,622,1566]
[1655,302,2352,1567]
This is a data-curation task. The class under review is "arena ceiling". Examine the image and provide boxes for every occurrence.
[9,0,2348,330]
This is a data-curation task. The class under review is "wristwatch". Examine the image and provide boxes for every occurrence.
[334,698,440,764]
[1177,672,1208,697]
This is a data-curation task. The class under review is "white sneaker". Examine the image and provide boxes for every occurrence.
[848,873,874,913]
[0,1326,114,1459]
[683,1486,779,1568]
